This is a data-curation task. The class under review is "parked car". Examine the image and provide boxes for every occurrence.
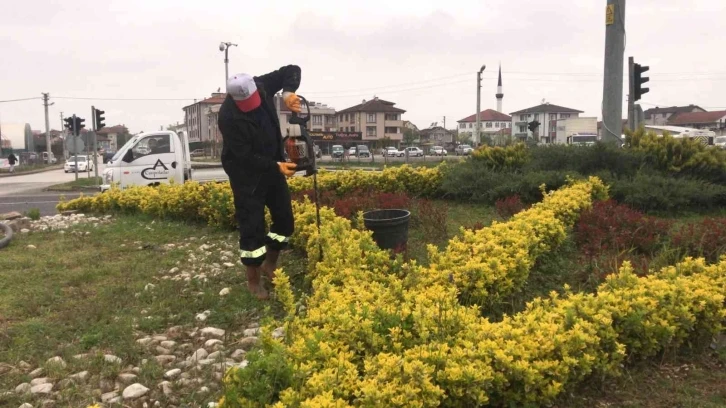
[65,155,93,173]
[356,145,371,158]
[383,147,404,157]
[190,149,205,157]
[430,146,447,156]
[404,147,424,157]
[455,144,473,156]
[348,146,357,156]
[42,152,57,164]
[331,145,345,159]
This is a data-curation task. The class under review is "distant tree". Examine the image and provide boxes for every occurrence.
[457,132,472,145]
[403,128,418,146]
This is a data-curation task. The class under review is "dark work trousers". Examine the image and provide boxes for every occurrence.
[228,170,294,266]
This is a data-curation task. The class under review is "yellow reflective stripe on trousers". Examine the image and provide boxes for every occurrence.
[267,232,289,243]
[240,246,267,259]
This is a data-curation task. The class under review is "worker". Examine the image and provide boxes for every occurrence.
[218,65,302,300]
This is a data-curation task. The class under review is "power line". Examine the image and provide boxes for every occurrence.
[54,96,196,101]
[0,97,42,103]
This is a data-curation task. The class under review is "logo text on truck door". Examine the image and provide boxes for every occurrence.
[141,159,170,180]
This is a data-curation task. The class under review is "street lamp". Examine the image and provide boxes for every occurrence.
[219,42,238,88]
[475,65,486,146]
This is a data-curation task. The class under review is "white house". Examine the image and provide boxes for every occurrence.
[457,109,513,144]
[510,102,583,143]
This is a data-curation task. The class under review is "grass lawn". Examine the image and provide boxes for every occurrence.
[0,215,306,407]
[45,176,103,191]
[0,203,723,407]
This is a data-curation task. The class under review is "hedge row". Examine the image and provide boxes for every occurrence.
[218,179,726,407]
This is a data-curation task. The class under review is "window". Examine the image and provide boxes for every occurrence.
[312,115,322,125]
[367,113,376,123]
[520,115,527,121]
[519,125,527,133]
[560,114,570,119]
[385,127,398,134]
[350,126,355,132]
[460,123,465,129]
[345,114,349,121]
[494,122,500,128]
[130,134,171,161]
[366,126,376,136]
[345,127,349,132]
[469,123,472,128]
[549,114,557,120]
[385,114,398,121]
[486,122,492,128]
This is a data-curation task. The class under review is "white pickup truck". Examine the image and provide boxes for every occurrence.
[101,131,195,191]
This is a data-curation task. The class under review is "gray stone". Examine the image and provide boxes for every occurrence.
[30,383,53,394]
[207,351,224,360]
[272,327,285,339]
[160,340,177,349]
[158,381,173,397]
[164,368,182,379]
[46,356,67,368]
[0,211,22,220]
[230,349,246,361]
[200,327,225,338]
[15,383,31,394]
[17,360,31,371]
[30,377,50,386]
[102,390,119,402]
[104,354,122,364]
[29,367,45,378]
[152,335,168,342]
[156,346,171,355]
[199,386,210,394]
[122,383,149,400]
[238,336,259,350]
[136,337,153,346]
[196,359,216,366]
[188,348,208,362]
[70,370,90,382]
[19,403,33,408]
[204,339,223,348]
[242,328,260,337]
[109,396,122,404]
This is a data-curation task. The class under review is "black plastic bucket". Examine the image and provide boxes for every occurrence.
[362,209,411,254]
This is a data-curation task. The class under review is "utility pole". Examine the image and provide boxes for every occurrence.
[602,0,626,145]
[42,93,51,161]
[73,114,78,182]
[627,57,634,132]
[475,65,486,147]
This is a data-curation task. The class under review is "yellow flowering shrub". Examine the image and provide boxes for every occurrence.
[221,179,725,408]
[471,143,529,171]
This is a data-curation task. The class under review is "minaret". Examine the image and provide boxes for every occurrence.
[496,64,504,113]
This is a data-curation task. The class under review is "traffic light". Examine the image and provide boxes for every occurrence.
[74,117,85,136]
[633,62,650,101]
[527,120,540,133]
[64,117,74,132]
[94,108,105,130]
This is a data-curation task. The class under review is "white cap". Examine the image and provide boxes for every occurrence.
[226,73,261,111]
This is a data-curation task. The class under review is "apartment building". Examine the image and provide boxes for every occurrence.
[336,97,406,141]
[457,109,513,144]
[644,104,706,126]
[276,95,337,133]
[182,93,226,144]
[510,103,583,143]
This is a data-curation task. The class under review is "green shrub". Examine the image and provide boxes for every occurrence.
[527,143,646,178]
[609,172,726,213]
[25,208,41,221]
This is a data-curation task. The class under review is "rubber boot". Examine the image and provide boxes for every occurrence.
[245,265,268,300]
[261,249,281,281]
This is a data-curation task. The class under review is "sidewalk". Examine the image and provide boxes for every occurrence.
[0,164,64,178]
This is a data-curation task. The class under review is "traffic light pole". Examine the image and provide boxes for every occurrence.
[92,106,99,183]
[602,0,626,146]
[73,114,78,181]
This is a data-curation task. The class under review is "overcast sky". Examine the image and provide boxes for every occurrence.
[2,0,725,134]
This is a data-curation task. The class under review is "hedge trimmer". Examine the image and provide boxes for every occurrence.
[283,95,323,254]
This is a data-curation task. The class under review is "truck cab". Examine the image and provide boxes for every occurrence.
[101,131,192,192]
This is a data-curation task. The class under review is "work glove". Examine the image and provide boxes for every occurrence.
[278,161,298,177]
[283,92,301,113]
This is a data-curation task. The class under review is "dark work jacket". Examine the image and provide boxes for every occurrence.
[218,65,301,193]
